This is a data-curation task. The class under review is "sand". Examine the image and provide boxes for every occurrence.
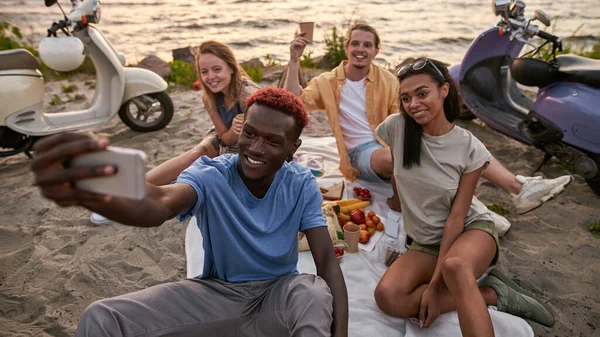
[0,75,598,337]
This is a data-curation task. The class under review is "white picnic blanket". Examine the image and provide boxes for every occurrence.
[185,136,534,337]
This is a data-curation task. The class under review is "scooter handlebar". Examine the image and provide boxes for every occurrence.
[536,30,562,48]
[47,20,69,37]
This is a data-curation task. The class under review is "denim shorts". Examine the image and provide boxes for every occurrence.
[347,140,388,183]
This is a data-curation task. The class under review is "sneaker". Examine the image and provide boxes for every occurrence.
[512,175,573,214]
[489,211,511,237]
[90,212,110,226]
[480,268,555,327]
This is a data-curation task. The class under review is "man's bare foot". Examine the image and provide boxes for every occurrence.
[387,196,402,212]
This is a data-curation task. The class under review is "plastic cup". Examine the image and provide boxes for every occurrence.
[343,223,360,253]
[385,247,400,267]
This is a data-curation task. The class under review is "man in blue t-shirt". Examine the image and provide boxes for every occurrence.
[30,88,349,337]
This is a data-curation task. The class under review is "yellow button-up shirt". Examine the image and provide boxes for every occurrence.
[300,61,400,181]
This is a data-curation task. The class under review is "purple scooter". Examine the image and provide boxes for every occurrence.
[449,0,600,195]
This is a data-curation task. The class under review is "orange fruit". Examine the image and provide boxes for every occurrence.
[367,211,375,219]
[360,224,367,231]
[367,227,376,237]
[372,215,380,224]
[376,222,384,232]
[366,220,375,228]
[359,230,370,243]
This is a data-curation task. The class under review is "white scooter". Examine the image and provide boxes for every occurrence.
[0,0,174,157]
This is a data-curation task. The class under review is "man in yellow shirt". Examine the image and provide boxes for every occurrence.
[284,23,572,218]
[285,23,396,183]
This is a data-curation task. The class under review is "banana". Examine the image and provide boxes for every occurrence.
[339,201,371,213]
[337,212,351,222]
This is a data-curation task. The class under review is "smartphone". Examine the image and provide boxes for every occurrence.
[70,146,147,200]
[299,22,314,44]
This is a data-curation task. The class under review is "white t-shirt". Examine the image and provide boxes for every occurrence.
[376,113,493,245]
[338,78,376,150]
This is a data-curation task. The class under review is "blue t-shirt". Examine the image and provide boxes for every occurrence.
[176,154,326,282]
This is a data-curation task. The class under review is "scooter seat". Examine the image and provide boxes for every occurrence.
[511,58,558,87]
[556,55,600,88]
[0,49,40,71]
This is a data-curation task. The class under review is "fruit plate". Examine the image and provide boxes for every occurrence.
[333,243,350,260]
[358,230,384,252]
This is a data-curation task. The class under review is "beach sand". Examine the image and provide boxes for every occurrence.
[0,76,598,336]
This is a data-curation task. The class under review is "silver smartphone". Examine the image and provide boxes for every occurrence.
[70,146,147,200]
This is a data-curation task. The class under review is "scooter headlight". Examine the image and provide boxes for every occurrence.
[67,0,101,24]
[92,0,101,24]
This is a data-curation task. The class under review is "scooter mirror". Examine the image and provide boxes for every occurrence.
[45,0,58,7]
[534,9,551,26]
[492,0,510,16]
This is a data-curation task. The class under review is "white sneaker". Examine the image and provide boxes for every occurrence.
[90,213,110,226]
[512,175,573,214]
[489,211,511,237]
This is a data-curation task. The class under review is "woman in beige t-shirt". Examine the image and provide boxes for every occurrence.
[373,59,555,334]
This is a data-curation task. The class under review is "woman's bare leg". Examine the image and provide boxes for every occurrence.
[439,230,497,337]
[482,156,573,214]
[375,230,498,337]
[374,250,437,318]
[370,147,393,179]
[482,157,521,194]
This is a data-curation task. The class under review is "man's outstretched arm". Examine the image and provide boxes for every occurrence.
[85,182,195,227]
[306,226,349,337]
[31,132,197,227]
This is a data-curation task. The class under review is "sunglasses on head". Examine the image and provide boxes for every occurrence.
[397,59,445,80]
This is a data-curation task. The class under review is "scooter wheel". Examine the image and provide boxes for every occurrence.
[118,91,174,132]
[587,177,600,197]
[586,156,600,196]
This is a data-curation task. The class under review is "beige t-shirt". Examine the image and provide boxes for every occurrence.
[376,113,493,245]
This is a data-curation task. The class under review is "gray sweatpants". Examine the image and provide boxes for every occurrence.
[75,273,333,337]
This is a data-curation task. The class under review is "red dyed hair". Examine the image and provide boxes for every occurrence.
[246,88,309,137]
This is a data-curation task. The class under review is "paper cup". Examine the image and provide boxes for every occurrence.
[343,223,360,253]
[299,22,314,43]
[234,113,244,121]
